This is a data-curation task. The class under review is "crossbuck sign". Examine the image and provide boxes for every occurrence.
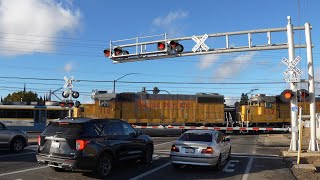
[192,34,209,52]
[281,56,302,83]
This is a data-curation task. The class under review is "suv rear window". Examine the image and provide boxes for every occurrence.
[178,133,212,142]
[42,122,84,137]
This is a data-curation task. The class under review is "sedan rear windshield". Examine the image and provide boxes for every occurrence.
[42,122,84,137]
[178,133,212,142]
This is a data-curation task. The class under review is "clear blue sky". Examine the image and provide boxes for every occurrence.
[0,0,319,105]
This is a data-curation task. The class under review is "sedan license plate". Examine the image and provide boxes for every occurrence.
[185,148,195,153]
[51,141,60,148]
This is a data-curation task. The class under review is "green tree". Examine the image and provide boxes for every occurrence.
[240,93,249,105]
[4,91,39,103]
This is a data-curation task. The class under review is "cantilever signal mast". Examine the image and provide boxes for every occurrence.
[103,17,319,152]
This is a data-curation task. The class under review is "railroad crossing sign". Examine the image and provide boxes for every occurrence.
[281,56,302,83]
[192,34,209,52]
[64,76,74,89]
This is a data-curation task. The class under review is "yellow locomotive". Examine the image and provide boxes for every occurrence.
[240,94,320,127]
[74,91,225,126]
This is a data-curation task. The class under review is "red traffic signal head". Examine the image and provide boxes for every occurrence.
[169,41,184,53]
[103,49,110,57]
[157,42,166,50]
[298,89,309,102]
[280,89,294,103]
[59,102,67,107]
[114,47,122,55]
[67,102,74,107]
[114,47,129,56]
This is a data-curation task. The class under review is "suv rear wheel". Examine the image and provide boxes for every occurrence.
[10,137,25,153]
[95,153,112,178]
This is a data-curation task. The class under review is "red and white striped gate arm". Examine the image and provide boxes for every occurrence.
[131,125,290,131]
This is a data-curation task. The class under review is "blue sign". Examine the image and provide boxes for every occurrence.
[291,107,298,112]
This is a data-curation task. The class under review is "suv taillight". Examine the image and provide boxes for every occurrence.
[38,135,41,145]
[171,145,179,152]
[76,140,89,151]
[201,147,214,154]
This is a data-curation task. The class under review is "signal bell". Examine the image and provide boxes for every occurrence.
[280,89,294,103]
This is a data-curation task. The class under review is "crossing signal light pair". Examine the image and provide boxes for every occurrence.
[280,89,310,103]
[59,101,74,108]
[59,100,81,108]
[103,47,130,57]
[157,41,184,53]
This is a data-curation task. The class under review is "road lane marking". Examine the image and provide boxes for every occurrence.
[241,135,258,180]
[231,152,279,157]
[129,162,171,180]
[223,160,239,172]
[0,166,48,177]
[0,152,35,158]
[242,156,254,180]
[154,141,174,147]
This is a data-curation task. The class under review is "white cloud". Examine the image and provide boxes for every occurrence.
[153,10,188,26]
[198,54,220,70]
[64,63,73,72]
[0,0,81,56]
[213,52,257,80]
[152,10,188,37]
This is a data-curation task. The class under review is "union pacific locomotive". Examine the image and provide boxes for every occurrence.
[73,91,320,128]
[74,91,225,126]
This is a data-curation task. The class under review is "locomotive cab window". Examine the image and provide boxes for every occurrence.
[265,102,273,108]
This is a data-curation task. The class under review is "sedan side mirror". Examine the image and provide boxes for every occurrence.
[224,137,230,142]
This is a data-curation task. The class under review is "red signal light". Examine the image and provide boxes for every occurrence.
[157,42,166,50]
[59,102,67,107]
[169,41,178,48]
[67,102,74,107]
[103,49,110,57]
[114,47,122,55]
[280,89,294,103]
[169,41,184,53]
[38,135,41,145]
[298,89,309,102]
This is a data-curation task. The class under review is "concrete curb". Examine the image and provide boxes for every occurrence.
[293,164,317,171]
[283,151,320,157]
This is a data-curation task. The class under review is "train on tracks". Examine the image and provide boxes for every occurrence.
[0,102,68,131]
[73,91,320,129]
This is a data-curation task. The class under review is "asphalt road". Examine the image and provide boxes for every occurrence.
[0,135,295,180]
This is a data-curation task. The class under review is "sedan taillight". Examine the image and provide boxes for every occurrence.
[38,135,41,145]
[201,147,214,154]
[171,145,179,152]
[76,140,89,151]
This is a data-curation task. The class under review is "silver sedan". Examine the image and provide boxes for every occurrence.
[0,121,28,153]
[170,130,231,170]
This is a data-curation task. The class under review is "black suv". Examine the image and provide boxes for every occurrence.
[36,118,153,178]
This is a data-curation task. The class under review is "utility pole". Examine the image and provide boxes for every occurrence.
[113,73,139,93]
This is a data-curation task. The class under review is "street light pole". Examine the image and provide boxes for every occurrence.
[113,73,139,93]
